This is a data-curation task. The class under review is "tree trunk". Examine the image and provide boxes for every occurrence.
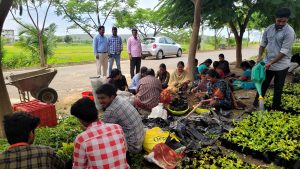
[38,32,46,67]
[235,36,243,67]
[214,29,217,50]
[227,27,231,48]
[188,0,202,80]
[0,0,14,138]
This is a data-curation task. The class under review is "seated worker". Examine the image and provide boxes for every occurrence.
[71,98,129,169]
[213,61,225,78]
[193,59,200,81]
[198,59,212,73]
[288,53,300,73]
[192,69,209,98]
[232,61,255,90]
[201,69,233,110]
[136,68,162,110]
[0,112,65,169]
[169,61,191,92]
[156,63,170,89]
[218,53,230,75]
[96,84,144,153]
[129,66,148,94]
[108,68,128,91]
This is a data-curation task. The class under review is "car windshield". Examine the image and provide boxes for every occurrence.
[143,38,155,44]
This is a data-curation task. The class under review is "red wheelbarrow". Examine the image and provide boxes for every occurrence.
[6,68,58,103]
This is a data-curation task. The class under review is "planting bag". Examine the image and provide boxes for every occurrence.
[144,143,184,169]
[143,127,170,153]
[90,76,107,111]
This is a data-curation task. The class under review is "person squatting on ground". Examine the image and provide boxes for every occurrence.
[108,27,123,76]
[156,63,170,89]
[93,26,108,76]
[70,98,129,169]
[129,66,148,94]
[135,68,162,111]
[107,68,128,91]
[96,84,144,154]
[0,112,65,169]
[169,61,191,92]
[253,7,296,110]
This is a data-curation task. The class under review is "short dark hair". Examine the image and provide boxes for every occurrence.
[240,61,251,69]
[213,61,220,69]
[112,27,118,31]
[203,59,212,65]
[219,53,225,58]
[98,26,105,31]
[110,68,121,78]
[249,60,256,67]
[159,63,166,70]
[96,83,117,97]
[4,112,40,144]
[140,66,148,74]
[132,28,138,32]
[207,69,221,79]
[146,68,155,76]
[71,98,98,123]
[275,8,291,18]
[201,68,209,75]
[177,61,184,67]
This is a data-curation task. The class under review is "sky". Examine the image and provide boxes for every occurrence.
[3,0,260,41]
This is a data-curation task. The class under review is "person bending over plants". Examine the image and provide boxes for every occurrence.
[201,69,233,110]
[0,112,65,169]
[96,84,144,154]
[107,68,128,91]
[70,98,129,169]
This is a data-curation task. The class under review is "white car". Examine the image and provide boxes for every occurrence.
[141,36,182,59]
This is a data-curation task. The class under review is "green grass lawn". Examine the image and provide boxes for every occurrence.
[2,42,218,68]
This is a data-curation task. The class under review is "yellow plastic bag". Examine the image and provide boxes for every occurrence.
[143,127,170,153]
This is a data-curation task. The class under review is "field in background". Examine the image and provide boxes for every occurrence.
[2,42,261,69]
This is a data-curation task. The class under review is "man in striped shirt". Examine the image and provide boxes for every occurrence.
[108,27,123,76]
[135,68,162,110]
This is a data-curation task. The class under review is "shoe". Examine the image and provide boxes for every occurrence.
[245,106,257,113]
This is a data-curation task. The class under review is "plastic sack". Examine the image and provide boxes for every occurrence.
[251,61,266,82]
[117,90,134,105]
[144,143,184,169]
[148,103,167,120]
[143,127,170,153]
[90,76,107,111]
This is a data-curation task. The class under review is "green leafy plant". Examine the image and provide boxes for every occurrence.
[223,111,300,161]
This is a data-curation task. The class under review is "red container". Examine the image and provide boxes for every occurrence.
[12,100,57,127]
[81,91,94,101]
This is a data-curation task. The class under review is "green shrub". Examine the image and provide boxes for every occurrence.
[292,45,300,54]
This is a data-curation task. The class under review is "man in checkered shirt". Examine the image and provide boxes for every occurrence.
[70,98,129,169]
[0,112,65,169]
[96,84,145,153]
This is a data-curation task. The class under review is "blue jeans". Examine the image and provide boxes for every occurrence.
[108,54,121,76]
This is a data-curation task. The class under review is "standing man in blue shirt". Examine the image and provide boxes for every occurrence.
[93,26,108,76]
[253,8,296,110]
[108,27,123,76]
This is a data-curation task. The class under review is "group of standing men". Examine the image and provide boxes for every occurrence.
[93,26,142,78]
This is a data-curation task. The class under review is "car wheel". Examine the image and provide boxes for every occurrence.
[176,49,182,57]
[156,50,164,60]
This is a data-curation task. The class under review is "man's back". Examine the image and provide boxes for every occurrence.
[103,96,144,153]
[0,145,65,169]
[73,120,128,169]
[137,75,162,109]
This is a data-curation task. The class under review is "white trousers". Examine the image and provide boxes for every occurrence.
[96,53,108,76]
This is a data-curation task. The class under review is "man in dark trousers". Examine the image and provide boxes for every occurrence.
[252,7,296,111]
[127,28,142,78]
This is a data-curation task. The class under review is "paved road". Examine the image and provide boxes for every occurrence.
[5,48,257,103]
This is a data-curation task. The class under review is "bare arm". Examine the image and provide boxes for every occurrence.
[257,46,266,62]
